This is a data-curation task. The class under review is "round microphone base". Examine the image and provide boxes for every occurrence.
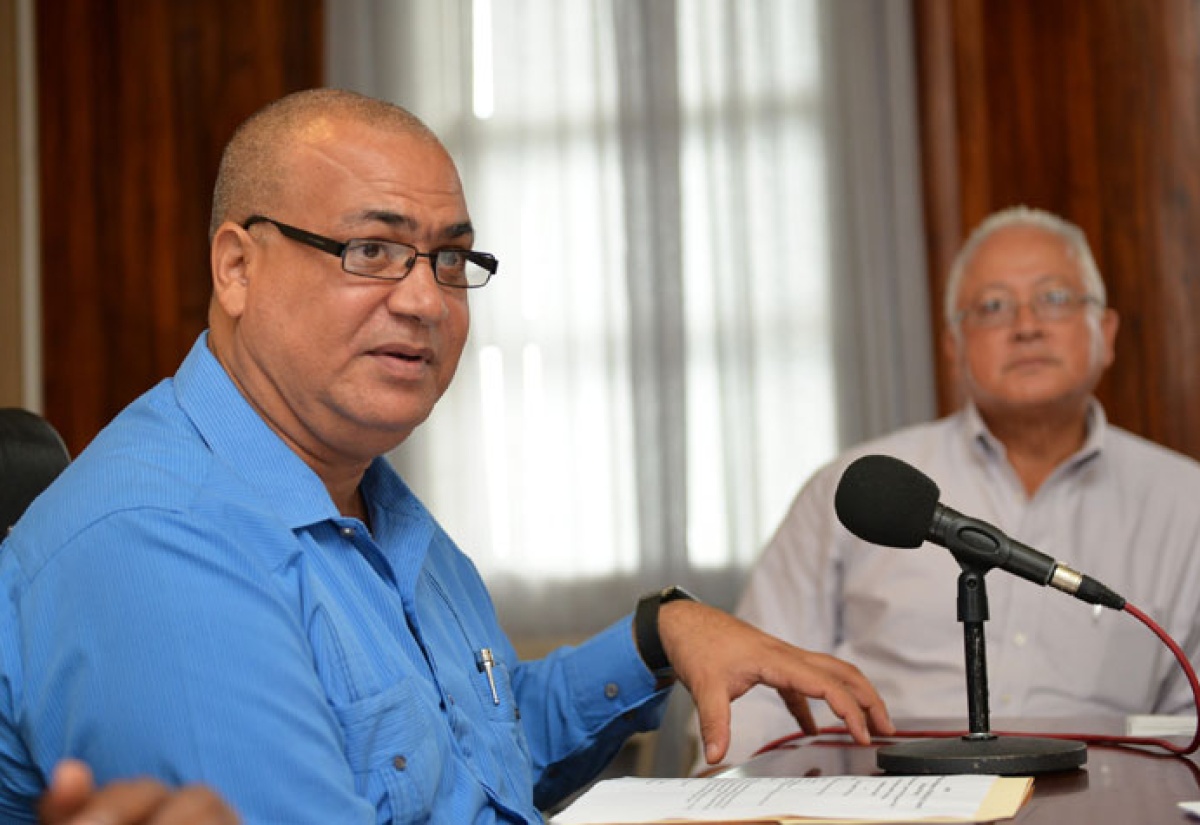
[877,735,1086,775]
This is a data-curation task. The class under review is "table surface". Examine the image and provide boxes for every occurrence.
[718,718,1200,823]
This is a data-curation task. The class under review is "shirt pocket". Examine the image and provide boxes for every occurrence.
[330,676,449,825]
[423,577,535,792]
[309,604,449,824]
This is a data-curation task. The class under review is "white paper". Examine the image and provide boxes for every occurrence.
[551,774,1006,824]
[1126,714,1197,737]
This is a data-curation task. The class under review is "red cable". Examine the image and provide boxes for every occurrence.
[752,601,1200,758]
[1118,602,1200,755]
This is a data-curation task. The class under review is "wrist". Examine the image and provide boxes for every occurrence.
[634,586,698,685]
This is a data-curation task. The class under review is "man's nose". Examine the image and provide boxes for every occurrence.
[1009,300,1045,335]
[386,256,450,321]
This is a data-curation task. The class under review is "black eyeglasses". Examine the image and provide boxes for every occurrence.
[242,215,499,288]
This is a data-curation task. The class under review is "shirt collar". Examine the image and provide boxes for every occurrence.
[173,332,343,530]
[963,398,1106,472]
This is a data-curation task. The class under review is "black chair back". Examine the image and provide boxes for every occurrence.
[0,408,71,534]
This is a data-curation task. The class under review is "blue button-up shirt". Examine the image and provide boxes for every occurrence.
[0,333,667,823]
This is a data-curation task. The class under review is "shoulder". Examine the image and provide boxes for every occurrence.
[1100,424,1200,486]
[4,383,236,582]
[772,415,961,532]
[806,414,963,492]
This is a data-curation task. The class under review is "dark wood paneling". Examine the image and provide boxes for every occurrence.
[914,0,1200,459]
[36,0,323,454]
[1,0,22,407]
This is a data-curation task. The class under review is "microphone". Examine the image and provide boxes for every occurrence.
[834,454,1125,610]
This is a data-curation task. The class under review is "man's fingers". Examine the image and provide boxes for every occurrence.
[802,654,895,738]
[820,683,872,744]
[60,777,174,824]
[832,671,894,739]
[767,651,893,746]
[51,781,239,825]
[659,603,893,763]
[868,701,896,737]
[38,760,96,824]
[39,761,240,825]
[692,682,733,766]
[779,693,817,736]
[143,784,241,825]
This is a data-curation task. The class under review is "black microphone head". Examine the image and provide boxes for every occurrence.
[834,454,941,548]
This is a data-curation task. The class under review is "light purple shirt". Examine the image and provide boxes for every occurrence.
[722,401,1200,766]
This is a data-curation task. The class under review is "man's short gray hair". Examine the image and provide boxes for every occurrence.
[943,206,1107,327]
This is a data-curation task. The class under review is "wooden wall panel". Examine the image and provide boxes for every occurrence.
[36,0,323,454]
[914,0,1200,459]
[0,0,22,407]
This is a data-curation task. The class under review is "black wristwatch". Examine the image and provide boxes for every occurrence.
[634,585,698,682]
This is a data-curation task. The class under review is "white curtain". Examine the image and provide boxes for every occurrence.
[326,0,934,641]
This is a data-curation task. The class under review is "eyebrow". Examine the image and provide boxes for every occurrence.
[973,275,1078,294]
[354,209,474,241]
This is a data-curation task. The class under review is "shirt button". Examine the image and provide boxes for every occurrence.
[392,755,407,771]
[340,526,355,538]
[604,682,620,699]
[1013,632,1028,647]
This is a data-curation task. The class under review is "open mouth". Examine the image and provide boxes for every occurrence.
[370,345,433,366]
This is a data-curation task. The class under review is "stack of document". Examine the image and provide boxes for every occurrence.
[551,774,1033,824]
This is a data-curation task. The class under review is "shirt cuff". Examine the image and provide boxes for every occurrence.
[564,615,669,732]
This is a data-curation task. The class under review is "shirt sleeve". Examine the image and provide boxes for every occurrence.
[10,508,380,824]
[512,615,669,809]
[0,569,41,824]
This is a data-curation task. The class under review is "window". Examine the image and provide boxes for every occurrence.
[328,0,933,637]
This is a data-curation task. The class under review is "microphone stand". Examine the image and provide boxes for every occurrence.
[876,564,1087,774]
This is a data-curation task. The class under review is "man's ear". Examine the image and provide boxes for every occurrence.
[941,325,961,378]
[211,222,253,319]
[1098,307,1120,369]
[941,324,968,410]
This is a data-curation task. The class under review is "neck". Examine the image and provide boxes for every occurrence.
[208,326,376,523]
[327,470,371,523]
[979,400,1091,497]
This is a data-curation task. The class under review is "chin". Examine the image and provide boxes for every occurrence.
[338,405,429,446]
[984,393,1085,419]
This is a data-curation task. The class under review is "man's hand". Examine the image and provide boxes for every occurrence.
[39,760,239,825]
[658,601,895,765]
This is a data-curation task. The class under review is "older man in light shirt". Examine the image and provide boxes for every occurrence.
[716,206,1200,767]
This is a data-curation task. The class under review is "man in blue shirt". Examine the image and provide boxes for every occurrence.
[1,89,892,824]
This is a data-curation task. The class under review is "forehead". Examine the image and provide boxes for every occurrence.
[281,119,469,230]
[960,225,1085,297]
